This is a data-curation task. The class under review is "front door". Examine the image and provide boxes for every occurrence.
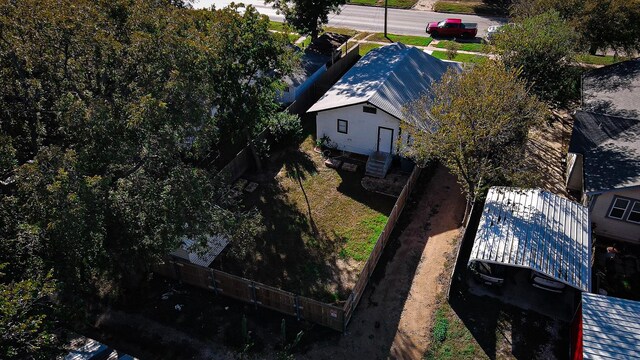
[377,127,394,153]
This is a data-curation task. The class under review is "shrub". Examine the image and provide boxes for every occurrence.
[267,112,303,146]
[444,41,461,60]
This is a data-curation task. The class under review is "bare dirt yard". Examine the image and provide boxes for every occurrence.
[301,165,467,359]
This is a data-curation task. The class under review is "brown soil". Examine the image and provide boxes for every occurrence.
[525,111,574,198]
[303,165,466,359]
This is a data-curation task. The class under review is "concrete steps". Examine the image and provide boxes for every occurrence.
[365,151,392,178]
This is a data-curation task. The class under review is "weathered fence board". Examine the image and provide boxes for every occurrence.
[343,166,422,328]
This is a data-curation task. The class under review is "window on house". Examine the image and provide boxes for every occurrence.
[627,201,640,224]
[363,106,377,114]
[608,198,630,220]
[337,119,348,134]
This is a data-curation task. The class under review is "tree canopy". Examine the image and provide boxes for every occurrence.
[402,60,546,213]
[267,0,346,39]
[0,0,292,311]
[493,10,579,102]
[512,0,640,56]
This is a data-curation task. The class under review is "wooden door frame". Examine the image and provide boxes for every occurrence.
[377,126,394,153]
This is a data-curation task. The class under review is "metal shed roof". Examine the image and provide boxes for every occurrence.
[582,293,640,359]
[469,187,591,292]
[307,43,461,119]
[170,235,228,267]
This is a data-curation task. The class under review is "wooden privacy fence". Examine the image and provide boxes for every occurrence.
[154,164,422,332]
[154,259,345,331]
[286,44,360,116]
[342,166,422,327]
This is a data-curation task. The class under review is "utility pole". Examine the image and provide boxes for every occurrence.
[384,0,388,37]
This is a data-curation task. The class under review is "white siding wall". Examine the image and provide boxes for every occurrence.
[315,104,405,155]
[590,187,640,243]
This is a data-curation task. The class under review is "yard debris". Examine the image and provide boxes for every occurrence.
[174,304,183,311]
[341,162,358,172]
[161,292,172,300]
[234,178,248,191]
[244,182,259,193]
[361,171,408,197]
[324,157,343,169]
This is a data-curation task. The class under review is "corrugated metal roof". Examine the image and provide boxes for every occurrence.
[170,235,228,267]
[469,187,591,291]
[307,43,461,119]
[582,293,640,359]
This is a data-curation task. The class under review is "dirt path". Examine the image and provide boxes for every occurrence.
[412,0,437,11]
[303,166,466,360]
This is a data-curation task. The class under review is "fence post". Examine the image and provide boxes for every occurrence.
[172,259,183,282]
[294,296,301,321]
[249,281,258,309]
[210,269,218,295]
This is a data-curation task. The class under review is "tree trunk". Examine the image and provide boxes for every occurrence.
[245,129,262,172]
[588,43,598,55]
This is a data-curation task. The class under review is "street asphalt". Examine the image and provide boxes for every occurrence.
[194,1,507,37]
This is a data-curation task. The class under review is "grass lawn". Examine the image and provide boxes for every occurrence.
[288,33,301,43]
[359,42,383,56]
[433,1,507,16]
[430,50,486,63]
[322,26,358,37]
[269,21,287,32]
[576,54,620,66]
[425,298,488,360]
[435,40,488,53]
[369,33,433,46]
[348,0,417,9]
[228,134,395,302]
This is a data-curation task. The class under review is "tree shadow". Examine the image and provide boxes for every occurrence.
[569,111,640,192]
[582,59,640,119]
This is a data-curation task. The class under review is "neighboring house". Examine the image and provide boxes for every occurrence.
[469,187,592,293]
[307,42,460,177]
[278,48,330,105]
[566,59,640,244]
[571,293,640,360]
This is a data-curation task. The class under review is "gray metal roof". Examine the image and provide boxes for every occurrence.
[170,235,228,267]
[307,43,461,119]
[582,293,640,359]
[582,58,640,120]
[469,187,591,292]
[569,111,640,194]
[284,49,330,88]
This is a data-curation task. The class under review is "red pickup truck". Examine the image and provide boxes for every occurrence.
[426,18,478,38]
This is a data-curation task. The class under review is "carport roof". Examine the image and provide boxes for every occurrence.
[469,187,591,292]
[581,293,640,359]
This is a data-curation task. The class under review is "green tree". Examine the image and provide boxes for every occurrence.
[402,61,546,216]
[267,0,346,39]
[493,10,578,102]
[0,265,61,360]
[0,0,288,300]
[511,0,640,56]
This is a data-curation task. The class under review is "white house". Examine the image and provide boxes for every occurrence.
[307,43,460,177]
[278,49,330,105]
[566,59,640,244]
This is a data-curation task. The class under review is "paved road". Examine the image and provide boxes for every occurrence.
[194,1,506,37]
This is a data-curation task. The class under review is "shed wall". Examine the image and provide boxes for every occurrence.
[315,104,406,155]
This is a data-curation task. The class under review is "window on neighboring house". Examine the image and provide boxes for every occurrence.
[337,119,348,134]
[363,106,377,114]
[627,201,640,224]
[609,198,630,219]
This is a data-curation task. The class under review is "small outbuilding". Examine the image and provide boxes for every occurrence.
[571,292,640,359]
[469,187,592,292]
[307,42,460,177]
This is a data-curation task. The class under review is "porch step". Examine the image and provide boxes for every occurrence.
[365,151,392,178]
